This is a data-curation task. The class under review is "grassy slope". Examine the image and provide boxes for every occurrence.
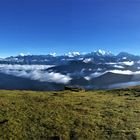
[0,88,140,140]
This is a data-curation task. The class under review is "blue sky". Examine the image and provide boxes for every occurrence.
[0,0,140,57]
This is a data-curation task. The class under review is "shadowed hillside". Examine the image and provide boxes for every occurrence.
[0,87,140,139]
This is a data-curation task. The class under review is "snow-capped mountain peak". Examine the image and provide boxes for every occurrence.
[98,49,106,55]
[94,49,112,56]
[65,52,81,57]
[19,52,31,56]
[49,52,57,57]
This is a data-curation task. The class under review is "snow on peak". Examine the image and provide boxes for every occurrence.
[49,52,56,57]
[94,49,112,56]
[98,49,106,55]
[19,53,25,56]
[122,57,127,60]
[65,52,80,57]
[19,52,31,56]
[83,58,92,63]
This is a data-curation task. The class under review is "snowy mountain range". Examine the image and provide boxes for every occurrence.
[0,50,140,90]
[0,50,139,65]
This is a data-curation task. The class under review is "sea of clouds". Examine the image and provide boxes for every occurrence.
[84,69,140,80]
[0,64,71,84]
[0,63,140,85]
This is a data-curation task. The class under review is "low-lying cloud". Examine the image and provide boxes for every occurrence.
[84,70,140,80]
[113,65,124,69]
[119,61,134,66]
[0,64,71,84]
[109,81,140,89]
[0,64,54,70]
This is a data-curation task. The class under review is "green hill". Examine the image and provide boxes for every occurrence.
[0,88,140,140]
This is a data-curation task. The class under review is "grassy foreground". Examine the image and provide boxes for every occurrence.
[0,88,140,140]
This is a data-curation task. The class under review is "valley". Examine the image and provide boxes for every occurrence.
[0,51,140,90]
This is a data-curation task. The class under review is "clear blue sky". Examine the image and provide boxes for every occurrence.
[0,0,140,57]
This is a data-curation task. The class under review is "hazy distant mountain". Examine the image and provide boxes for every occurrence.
[0,50,140,90]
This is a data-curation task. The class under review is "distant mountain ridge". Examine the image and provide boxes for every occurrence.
[0,50,139,65]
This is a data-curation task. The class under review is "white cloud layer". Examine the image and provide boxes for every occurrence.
[113,65,124,69]
[106,61,134,66]
[84,70,140,80]
[0,64,71,84]
[0,64,54,70]
[118,61,134,66]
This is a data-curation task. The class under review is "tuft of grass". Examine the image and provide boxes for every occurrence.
[0,88,140,140]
